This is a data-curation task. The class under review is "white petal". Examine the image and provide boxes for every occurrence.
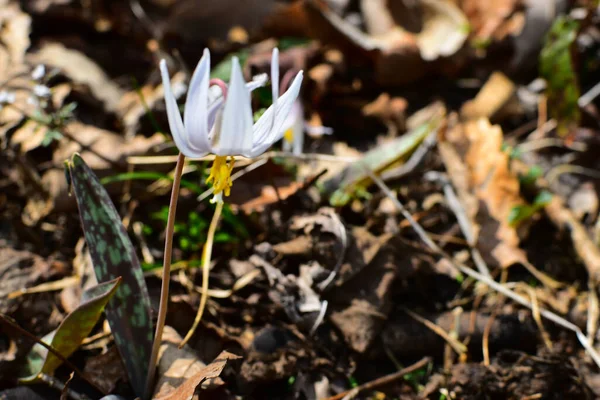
[213,57,253,155]
[271,48,279,132]
[160,59,205,157]
[248,73,268,91]
[207,99,223,133]
[183,48,211,151]
[250,71,303,157]
[206,74,267,118]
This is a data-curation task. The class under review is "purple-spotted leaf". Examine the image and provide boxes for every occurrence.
[66,153,153,398]
[20,278,121,382]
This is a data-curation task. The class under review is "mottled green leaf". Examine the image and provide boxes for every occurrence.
[66,153,153,398]
[20,278,121,382]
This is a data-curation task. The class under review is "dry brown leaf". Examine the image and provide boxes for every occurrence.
[544,195,600,283]
[153,325,239,400]
[465,119,528,266]
[0,1,31,72]
[153,326,209,398]
[272,235,313,256]
[417,0,469,61]
[362,93,408,135]
[54,122,164,168]
[23,122,164,221]
[28,0,72,13]
[440,118,529,268]
[239,181,304,214]
[83,346,126,394]
[460,72,516,121]
[304,0,467,85]
[0,2,32,137]
[460,0,523,42]
[11,120,49,153]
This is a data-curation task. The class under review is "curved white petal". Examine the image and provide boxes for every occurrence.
[160,59,205,157]
[213,57,254,156]
[207,74,267,114]
[250,71,303,157]
[248,73,268,91]
[271,48,279,133]
[183,48,211,151]
[206,98,223,134]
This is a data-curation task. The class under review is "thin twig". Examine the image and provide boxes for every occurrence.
[0,314,106,396]
[180,200,224,347]
[322,357,431,400]
[144,152,185,399]
[127,150,359,165]
[425,171,491,277]
[38,373,91,400]
[483,269,507,366]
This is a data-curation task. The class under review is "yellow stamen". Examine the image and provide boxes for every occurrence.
[283,128,294,144]
[206,155,235,197]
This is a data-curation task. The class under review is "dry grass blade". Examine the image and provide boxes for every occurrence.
[7,276,79,299]
[322,357,431,400]
[403,308,467,355]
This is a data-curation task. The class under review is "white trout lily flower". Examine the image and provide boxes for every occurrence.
[160,48,303,202]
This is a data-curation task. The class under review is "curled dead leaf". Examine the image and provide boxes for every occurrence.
[153,325,240,400]
[439,117,530,268]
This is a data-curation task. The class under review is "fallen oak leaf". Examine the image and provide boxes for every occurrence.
[238,180,304,214]
[153,350,240,400]
[152,326,209,398]
[439,118,529,269]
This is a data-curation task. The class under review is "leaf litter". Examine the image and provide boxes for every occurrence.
[2,0,600,399]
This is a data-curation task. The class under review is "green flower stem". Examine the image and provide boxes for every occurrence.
[144,152,185,399]
[180,199,223,347]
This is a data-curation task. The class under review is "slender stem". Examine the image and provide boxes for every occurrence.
[180,200,224,348]
[144,152,185,400]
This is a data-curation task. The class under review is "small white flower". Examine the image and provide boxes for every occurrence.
[160,48,303,201]
[33,84,51,98]
[0,90,16,104]
[305,124,334,137]
[32,65,45,80]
